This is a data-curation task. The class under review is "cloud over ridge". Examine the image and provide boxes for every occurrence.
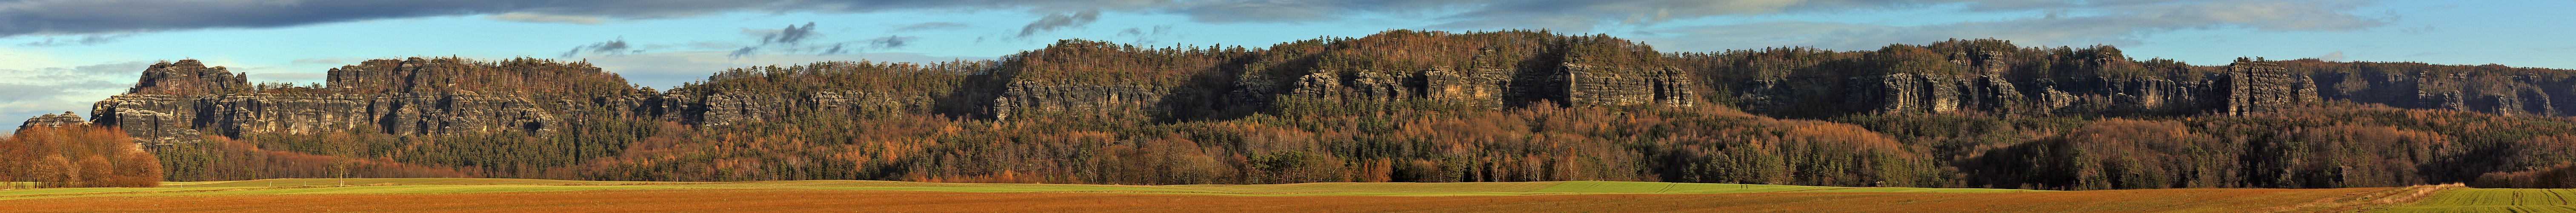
[0,0,2390,40]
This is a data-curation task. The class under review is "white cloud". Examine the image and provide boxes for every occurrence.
[0,61,151,133]
[0,47,74,68]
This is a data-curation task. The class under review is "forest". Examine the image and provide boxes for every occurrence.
[22,29,2576,190]
[0,126,162,188]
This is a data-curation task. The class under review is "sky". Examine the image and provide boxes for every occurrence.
[1,0,2573,132]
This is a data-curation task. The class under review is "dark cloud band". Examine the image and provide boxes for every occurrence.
[3,0,2384,37]
[0,0,1152,37]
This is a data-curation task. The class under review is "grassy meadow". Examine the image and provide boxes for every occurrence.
[2377,188,2576,212]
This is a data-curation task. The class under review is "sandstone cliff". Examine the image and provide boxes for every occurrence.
[128,60,250,95]
[67,35,2576,148]
[90,58,626,146]
[17,112,89,130]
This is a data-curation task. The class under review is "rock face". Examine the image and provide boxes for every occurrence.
[91,58,596,146]
[18,112,89,130]
[1735,57,2320,117]
[992,79,1169,121]
[68,40,2576,147]
[129,60,250,95]
[983,60,1696,121]
[1565,63,1697,108]
[1421,66,1511,108]
[2219,58,2301,115]
[1263,63,1694,109]
[1848,73,1970,114]
[2298,64,2570,117]
[91,94,207,145]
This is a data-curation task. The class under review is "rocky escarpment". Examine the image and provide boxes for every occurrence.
[1566,63,1698,108]
[674,89,942,126]
[90,58,621,146]
[2300,62,2571,117]
[1734,54,2322,118]
[129,60,250,95]
[673,59,1702,125]
[2216,58,2313,115]
[1239,63,1695,109]
[18,112,89,130]
[65,35,2576,147]
[97,92,557,137]
[992,79,1169,121]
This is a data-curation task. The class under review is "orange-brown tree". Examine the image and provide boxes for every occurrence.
[0,126,161,188]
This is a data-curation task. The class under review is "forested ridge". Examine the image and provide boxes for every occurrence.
[23,29,2576,190]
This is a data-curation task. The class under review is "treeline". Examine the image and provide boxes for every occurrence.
[165,101,2576,189]
[153,118,660,181]
[0,126,161,188]
[1841,103,2576,190]
[154,135,477,181]
[566,101,1935,186]
[2474,162,2576,188]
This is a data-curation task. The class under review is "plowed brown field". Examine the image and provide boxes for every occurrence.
[0,187,2392,212]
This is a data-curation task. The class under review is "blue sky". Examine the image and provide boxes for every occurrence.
[2,0,2573,132]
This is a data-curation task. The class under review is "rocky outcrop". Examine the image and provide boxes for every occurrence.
[696,93,766,127]
[981,59,1698,121]
[92,92,562,144]
[2296,66,2573,117]
[1734,57,2315,117]
[1347,70,1412,101]
[92,58,599,145]
[1287,72,1344,98]
[90,94,206,145]
[18,112,89,130]
[1254,63,1691,111]
[992,80,1166,121]
[2516,88,2556,117]
[129,60,250,95]
[2219,58,2300,115]
[1565,63,1696,108]
[69,37,2576,147]
[1421,66,1511,108]
[1849,73,1967,114]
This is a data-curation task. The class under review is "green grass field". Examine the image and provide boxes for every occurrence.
[0,178,2041,200]
[2379,188,2576,212]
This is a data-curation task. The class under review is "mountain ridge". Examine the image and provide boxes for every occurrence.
[28,29,2576,190]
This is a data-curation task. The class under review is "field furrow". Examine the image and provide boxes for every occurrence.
[2377,188,2576,212]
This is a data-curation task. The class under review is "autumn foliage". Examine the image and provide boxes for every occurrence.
[2473,162,2576,189]
[0,126,161,188]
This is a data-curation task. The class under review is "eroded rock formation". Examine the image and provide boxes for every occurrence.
[68,37,2576,147]
[2220,58,2301,115]
[129,60,250,95]
[18,112,89,130]
[92,58,603,146]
